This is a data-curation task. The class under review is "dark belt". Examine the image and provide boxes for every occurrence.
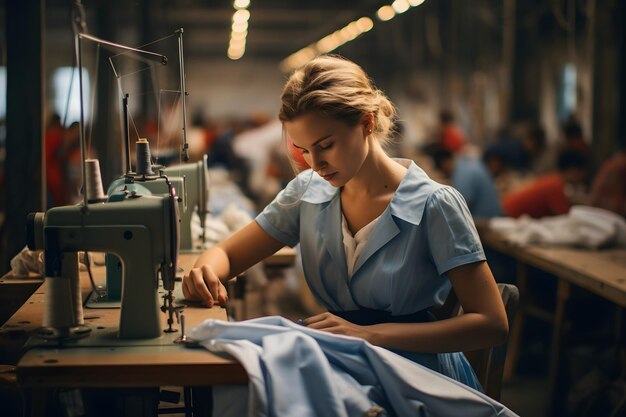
[330,307,432,326]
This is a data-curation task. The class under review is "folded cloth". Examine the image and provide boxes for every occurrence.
[489,205,626,249]
[189,316,518,417]
[10,246,44,276]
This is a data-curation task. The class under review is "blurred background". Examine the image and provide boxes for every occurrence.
[0,1,625,415]
[1,0,624,267]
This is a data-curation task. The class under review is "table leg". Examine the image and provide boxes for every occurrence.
[23,388,47,417]
[548,279,570,416]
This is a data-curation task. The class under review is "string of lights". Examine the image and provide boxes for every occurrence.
[278,0,427,72]
[228,0,251,60]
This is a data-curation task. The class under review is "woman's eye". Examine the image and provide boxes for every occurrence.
[319,142,334,150]
[300,149,309,155]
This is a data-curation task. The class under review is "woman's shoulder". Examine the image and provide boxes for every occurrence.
[390,160,456,225]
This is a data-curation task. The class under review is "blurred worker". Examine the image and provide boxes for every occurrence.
[561,115,591,158]
[431,146,502,219]
[436,109,467,154]
[484,123,547,175]
[501,149,589,218]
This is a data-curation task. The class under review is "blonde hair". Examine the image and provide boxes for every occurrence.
[279,55,397,147]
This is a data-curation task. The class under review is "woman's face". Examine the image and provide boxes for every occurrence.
[285,112,370,187]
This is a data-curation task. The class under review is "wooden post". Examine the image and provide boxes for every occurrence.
[1,0,45,274]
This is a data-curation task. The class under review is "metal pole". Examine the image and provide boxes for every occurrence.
[177,28,189,162]
[75,34,88,209]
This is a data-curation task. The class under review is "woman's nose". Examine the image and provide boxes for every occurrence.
[310,153,327,171]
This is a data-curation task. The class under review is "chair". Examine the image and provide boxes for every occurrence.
[434,283,519,401]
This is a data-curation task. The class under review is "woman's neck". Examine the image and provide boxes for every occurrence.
[342,141,406,198]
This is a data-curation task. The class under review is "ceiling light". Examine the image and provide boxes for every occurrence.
[228,0,250,59]
[231,30,247,40]
[233,0,250,9]
[392,0,410,14]
[231,21,249,32]
[376,5,395,21]
[233,9,250,23]
[280,0,426,72]
[355,17,374,32]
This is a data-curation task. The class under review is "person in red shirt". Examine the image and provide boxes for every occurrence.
[502,150,588,218]
[438,109,467,153]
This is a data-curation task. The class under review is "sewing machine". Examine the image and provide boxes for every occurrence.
[99,155,208,304]
[26,187,180,339]
[107,154,209,251]
[160,154,210,250]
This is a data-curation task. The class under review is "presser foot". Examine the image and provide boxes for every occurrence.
[32,325,92,341]
[161,290,181,333]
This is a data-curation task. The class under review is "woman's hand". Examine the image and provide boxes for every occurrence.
[182,264,229,308]
[302,312,377,343]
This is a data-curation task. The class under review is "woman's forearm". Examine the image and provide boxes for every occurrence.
[368,313,508,353]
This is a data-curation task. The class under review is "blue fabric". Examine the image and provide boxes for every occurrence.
[452,156,502,219]
[255,159,487,387]
[190,317,519,417]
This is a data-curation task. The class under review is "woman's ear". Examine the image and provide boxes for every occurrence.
[362,114,375,135]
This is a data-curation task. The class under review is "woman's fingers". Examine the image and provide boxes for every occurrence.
[187,267,215,307]
[182,265,230,308]
[304,313,340,329]
[217,281,229,305]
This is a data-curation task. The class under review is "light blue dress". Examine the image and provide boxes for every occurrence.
[256,159,485,389]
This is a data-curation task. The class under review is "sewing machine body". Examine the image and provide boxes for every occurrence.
[28,193,179,339]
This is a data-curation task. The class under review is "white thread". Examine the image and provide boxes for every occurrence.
[85,159,106,202]
[43,252,84,328]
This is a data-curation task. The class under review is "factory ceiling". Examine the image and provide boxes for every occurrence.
[43,0,388,62]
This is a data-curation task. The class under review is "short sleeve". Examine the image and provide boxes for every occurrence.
[424,187,485,275]
[254,174,306,248]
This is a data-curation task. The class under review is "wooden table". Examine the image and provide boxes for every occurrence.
[0,253,252,416]
[478,224,626,415]
[479,226,626,307]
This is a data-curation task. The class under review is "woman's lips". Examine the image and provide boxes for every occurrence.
[322,172,336,181]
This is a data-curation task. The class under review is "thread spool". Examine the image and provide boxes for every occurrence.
[42,253,85,330]
[136,138,154,175]
[85,159,107,203]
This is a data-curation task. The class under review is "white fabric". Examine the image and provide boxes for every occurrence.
[190,316,518,417]
[489,205,626,249]
[10,246,44,276]
[342,214,381,277]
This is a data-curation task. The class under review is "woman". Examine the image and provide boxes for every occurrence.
[183,55,508,390]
